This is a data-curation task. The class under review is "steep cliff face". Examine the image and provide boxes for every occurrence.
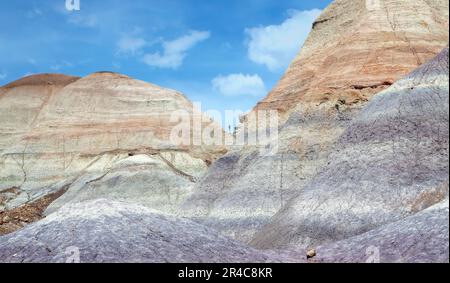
[0,72,225,233]
[256,0,449,114]
[251,48,449,251]
[180,0,449,243]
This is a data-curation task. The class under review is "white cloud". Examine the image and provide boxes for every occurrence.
[212,73,267,97]
[142,30,210,69]
[245,9,322,72]
[117,36,147,55]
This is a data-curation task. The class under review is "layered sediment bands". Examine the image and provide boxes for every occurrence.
[251,48,449,250]
[0,199,302,263]
[0,72,225,222]
[179,108,356,242]
[180,0,449,243]
[44,153,206,216]
[0,74,80,152]
[256,0,449,114]
[1,0,449,263]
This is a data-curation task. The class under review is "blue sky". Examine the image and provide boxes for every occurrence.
[0,0,331,115]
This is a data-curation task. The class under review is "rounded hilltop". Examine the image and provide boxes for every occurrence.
[1,73,80,89]
[85,71,131,79]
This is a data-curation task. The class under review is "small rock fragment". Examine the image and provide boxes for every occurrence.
[307,249,317,259]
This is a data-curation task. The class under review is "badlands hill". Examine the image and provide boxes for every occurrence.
[180,0,450,243]
[252,48,449,258]
[0,72,225,234]
[256,0,449,114]
[0,74,80,152]
[0,199,301,263]
[0,0,449,263]
[1,49,447,263]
